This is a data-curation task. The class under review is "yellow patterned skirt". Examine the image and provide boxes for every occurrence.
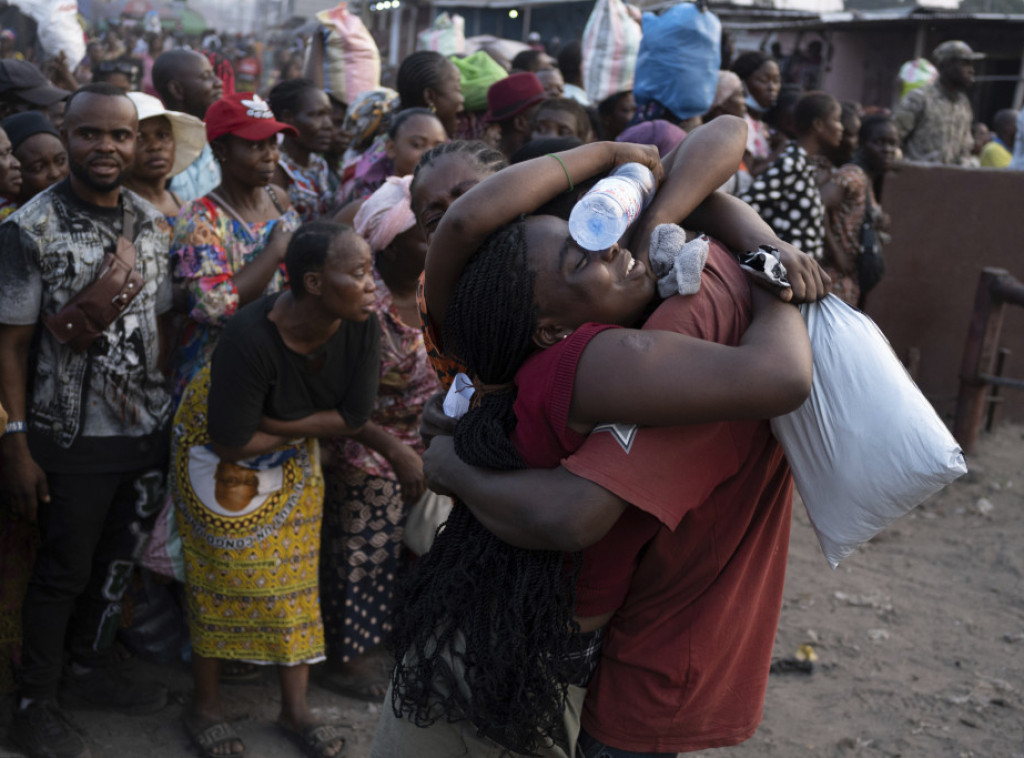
[171,366,325,665]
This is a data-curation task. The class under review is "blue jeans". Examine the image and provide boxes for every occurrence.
[576,729,677,758]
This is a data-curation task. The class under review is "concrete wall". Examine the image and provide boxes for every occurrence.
[865,162,1024,425]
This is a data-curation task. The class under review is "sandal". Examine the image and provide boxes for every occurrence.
[182,711,247,758]
[219,661,262,684]
[280,723,346,758]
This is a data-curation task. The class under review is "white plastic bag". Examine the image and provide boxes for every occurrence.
[403,489,453,556]
[17,0,85,67]
[770,295,967,568]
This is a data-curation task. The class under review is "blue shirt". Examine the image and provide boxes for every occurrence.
[170,143,221,203]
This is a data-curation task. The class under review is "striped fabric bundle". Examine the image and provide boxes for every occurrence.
[581,0,642,104]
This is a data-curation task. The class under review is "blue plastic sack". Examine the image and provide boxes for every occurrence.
[633,3,721,121]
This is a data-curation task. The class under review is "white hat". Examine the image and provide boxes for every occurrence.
[127,91,207,177]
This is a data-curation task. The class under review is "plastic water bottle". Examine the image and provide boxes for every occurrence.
[568,163,656,251]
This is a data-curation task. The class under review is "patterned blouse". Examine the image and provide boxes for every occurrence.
[416,271,466,391]
[0,197,17,221]
[169,196,301,400]
[820,161,876,305]
[278,151,333,222]
[740,141,825,260]
[334,269,441,477]
[745,114,772,160]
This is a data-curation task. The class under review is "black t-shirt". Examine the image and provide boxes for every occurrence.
[207,292,381,449]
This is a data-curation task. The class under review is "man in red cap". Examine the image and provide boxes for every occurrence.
[485,71,547,159]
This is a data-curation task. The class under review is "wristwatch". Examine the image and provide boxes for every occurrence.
[4,421,27,435]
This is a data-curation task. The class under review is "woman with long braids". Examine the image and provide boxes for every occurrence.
[374,123,828,755]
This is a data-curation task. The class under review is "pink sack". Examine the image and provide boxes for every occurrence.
[316,2,381,105]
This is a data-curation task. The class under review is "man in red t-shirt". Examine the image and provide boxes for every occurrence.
[422,247,793,756]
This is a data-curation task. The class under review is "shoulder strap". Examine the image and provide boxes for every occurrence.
[117,202,137,267]
[207,190,249,227]
[266,184,286,215]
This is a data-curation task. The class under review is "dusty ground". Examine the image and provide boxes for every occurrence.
[1,423,1022,758]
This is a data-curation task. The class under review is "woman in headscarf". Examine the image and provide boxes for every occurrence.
[336,88,399,200]
[319,176,441,700]
[702,71,753,196]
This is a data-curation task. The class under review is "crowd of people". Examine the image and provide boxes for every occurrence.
[0,10,1020,758]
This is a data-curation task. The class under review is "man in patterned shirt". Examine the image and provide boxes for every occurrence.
[0,82,171,758]
[893,40,983,165]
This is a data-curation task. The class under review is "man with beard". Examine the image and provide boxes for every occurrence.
[0,82,172,758]
[893,40,984,165]
[153,48,223,201]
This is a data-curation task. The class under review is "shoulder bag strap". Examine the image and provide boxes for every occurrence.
[116,202,137,267]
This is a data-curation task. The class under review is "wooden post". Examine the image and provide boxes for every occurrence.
[953,268,1024,453]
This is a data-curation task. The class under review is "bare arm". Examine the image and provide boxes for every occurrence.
[424,141,663,330]
[0,324,50,520]
[228,221,292,307]
[569,286,811,430]
[423,435,626,551]
[213,409,363,462]
[304,27,325,89]
[821,215,856,275]
[628,115,748,261]
[352,422,426,502]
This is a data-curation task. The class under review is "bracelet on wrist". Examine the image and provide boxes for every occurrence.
[4,421,27,435]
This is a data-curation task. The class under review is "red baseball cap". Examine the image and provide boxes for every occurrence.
[204,92,297,142]
[484,72,546,124]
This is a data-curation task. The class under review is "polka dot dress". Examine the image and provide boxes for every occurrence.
[740,142,825,260]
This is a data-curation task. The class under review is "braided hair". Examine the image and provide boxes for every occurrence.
[390,221,584,755]
[397,51,452,109]
[410,140,507,203]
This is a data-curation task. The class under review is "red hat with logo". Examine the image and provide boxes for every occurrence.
[204,92,297,142]
[484,72,546,124]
